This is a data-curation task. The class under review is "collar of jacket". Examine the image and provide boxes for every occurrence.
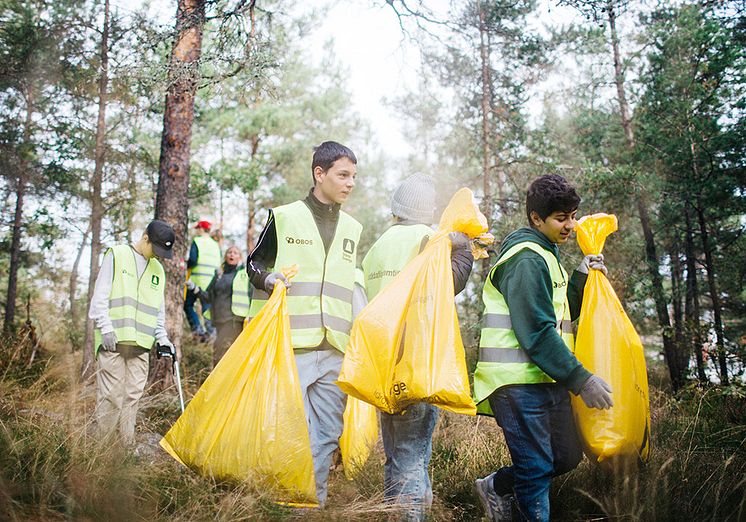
[304,188,341,219]
[499,226,560,260]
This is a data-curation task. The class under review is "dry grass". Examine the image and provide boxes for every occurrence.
[0,333,744,521]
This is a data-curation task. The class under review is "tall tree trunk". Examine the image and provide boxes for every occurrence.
[687,124,728,384]
[150,0,206,388]
[81,0,110,378]
[3,91,34,336]
[246,133,260,254]
[684,200,707,383]
[670,241,685,362]
[695,202,728,384]
[69,224,91,351]
[246,195,255,254]
[607,1,684,389]
[478,1,494,278]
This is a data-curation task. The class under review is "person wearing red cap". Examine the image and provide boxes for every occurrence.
[184,220,221,341]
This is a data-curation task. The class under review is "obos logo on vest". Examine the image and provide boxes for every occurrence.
[151,274,160,288]
[342,238,355,262]
[286,236,313,245]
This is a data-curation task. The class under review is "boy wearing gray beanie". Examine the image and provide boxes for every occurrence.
[361,174,474,520]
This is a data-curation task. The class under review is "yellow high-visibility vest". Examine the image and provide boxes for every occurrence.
[94,245,165,354]
[361,224,431,300]
[189,235,221,289]
[473,241,575,415]
[248,201,362,352]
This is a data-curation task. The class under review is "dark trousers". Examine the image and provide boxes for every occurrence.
[488,384,583,522]
[212,319,244,367]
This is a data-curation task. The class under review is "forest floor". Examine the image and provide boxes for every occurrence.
[1,332,745,521]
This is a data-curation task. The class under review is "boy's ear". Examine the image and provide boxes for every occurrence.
[313,165,325,185]
[529,210,543,228]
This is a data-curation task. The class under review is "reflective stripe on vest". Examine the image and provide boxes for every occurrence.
[247,201,362,352]
[473,241,575,415]
[361,224,431,300]
[190,235,221,289]
[94,244,165,354]
[231,268,251,317]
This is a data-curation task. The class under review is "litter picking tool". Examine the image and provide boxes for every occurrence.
[156,344,185,413]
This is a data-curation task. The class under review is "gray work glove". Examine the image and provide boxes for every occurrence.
[159,339,176,356]
[579,374,613,409]
[185,280,200,294]
[449,231,470,250]
[101,331,117,352]
[577,254,608,276]
[264,272,291,294]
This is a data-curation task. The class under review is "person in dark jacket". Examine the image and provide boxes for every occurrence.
[473,174,612,522]
[187,245,252,366]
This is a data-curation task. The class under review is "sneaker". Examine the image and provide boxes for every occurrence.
[475,473,513,522]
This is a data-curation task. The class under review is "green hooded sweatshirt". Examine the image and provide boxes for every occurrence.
[491,227,591,394]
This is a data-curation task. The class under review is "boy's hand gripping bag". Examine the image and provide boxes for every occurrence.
[571,214,651,463]
[160,266,318,507]
[337,188,488,415]
[339,396,379,479]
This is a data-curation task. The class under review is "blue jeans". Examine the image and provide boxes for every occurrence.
[488,384,583,522]
[183,290,213,335]
[381,402,439,521]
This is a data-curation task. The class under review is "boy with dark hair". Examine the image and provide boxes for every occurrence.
[473,174,613,522]
[246,140,360,506]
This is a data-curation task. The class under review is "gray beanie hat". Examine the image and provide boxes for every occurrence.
[391,174,437,223]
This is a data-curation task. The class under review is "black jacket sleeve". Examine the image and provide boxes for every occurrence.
[451,243,474,295]
[247,210,277,291]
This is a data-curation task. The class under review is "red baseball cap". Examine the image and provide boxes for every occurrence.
[195,220,211,231]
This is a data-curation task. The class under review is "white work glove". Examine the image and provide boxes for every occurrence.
[185,280,200,294]
[449,231,470,250]
[579,374,613,409]
[577,254,607,276]
[264,272,290,294]
[101,331,117,352]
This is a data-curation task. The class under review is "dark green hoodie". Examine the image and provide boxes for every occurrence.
[490,227,591,394]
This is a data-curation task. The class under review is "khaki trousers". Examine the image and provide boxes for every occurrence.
[95,345,150,445]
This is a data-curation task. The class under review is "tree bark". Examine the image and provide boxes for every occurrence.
[69,224,91,351]
[3,90,34,336]
[81,0,110,379]
[684,200,707,383]
[695,202,728,384]
[246,133,260,254]
[607,1,684,389]
[478,1,495,279]
[150,0,207,388]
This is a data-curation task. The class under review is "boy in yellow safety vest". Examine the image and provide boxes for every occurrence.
[88,220,176,446]
[473,174,613,522]
[246,141,361,506]
[362,174,474,521]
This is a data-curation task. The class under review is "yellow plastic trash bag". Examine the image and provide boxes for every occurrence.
[571,214,651,463]
[160,266,318,506]
[337,188,485,415]
[339,397,379,480]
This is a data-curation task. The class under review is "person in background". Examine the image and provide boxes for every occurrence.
[473,174,613,522]
[185,220,220,342]
[246,141,361,506]
[88,220,176,445]
[361,173,474,521]
[187,245,251,367]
